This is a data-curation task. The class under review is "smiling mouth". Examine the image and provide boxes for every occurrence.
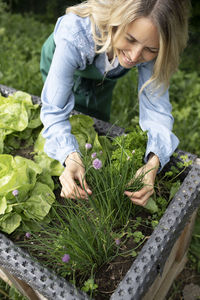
[121,50,137,66]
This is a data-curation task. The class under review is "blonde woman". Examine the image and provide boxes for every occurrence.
[40,0,190,206]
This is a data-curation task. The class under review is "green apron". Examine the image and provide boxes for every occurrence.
[40,33,129,121]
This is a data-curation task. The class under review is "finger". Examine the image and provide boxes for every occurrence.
[124,188,154,206]
[76,173,92,195]
[131,190,154,206]
[124,185,153,199]
[61,184,88,200]
[60,175,88,199]
[64,182,88,199]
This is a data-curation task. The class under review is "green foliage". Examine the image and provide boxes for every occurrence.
[14,113,189,291]
[0,91,41,153]
[0,278,28,300]
[170,70,200,156]
[111,126,147,171]
[189,209,200,273]
[82,278,98,293]
[0,154,55,233]
[111,68,139,128]
[0,10,53,95]
[33,130,64,177]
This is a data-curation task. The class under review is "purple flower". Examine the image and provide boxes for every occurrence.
[25,232,31,238]
[85,143,92,150]
[115,238,121,246]
[62,254,70,263]
[92,158,102,170]
[91,152,97,159]
[12,189,19,197]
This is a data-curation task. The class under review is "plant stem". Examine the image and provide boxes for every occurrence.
[0,287,9,298]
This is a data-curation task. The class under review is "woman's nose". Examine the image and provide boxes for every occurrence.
[129,46,142,62]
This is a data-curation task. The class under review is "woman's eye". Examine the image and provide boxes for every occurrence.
[125,37,135,43]
[144,47,158,54]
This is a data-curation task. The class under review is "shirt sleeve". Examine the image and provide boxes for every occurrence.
[137,60,179,170]
[40,14,95,165]
[40,38,82,165]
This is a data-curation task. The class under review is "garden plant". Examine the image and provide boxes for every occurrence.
[0,88,194,299]
[0,0,200,299]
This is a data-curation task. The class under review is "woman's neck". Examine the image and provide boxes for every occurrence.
[107,50,114,61]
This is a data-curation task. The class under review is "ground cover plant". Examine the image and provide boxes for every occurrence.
[0,90,193,299]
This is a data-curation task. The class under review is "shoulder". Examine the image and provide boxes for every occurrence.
[54,13,92,39]
[137,60,155,72]
[54,12,95,64]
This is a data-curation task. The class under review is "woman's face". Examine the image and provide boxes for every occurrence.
[114,17,159,68]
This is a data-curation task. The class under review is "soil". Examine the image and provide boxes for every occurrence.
[94,237,141,300]
[13,145,35,160]
[94,252,200,300]
[91,252,200,300]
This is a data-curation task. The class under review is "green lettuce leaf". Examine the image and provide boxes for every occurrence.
[0,212,22,234]
[23,182,55,221]
[0,196,7,214]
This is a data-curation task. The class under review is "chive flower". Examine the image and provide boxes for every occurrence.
[12,189,19,197]
[91,152,97,158]
[25,232,31,238]
[132,150,135,154]
[115,238,121,246]
[62,254,70,263]
[85,143,92,150]
[92,158,102,170]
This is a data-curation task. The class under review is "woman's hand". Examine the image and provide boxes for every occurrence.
[59,152,92,199]
[124,153,160,206]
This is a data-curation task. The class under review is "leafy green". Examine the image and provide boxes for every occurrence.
[111,126,147,171]
[70,114,96,153]
[0,154,55,233]
[144,197,158,214]
[0,91,41,153]
[0,213,21,235]
[23,182,55,221]
[33,130,64,176]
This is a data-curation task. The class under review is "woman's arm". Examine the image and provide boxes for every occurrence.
[125,60,179,206]
[138,60,179,170]
[40,14,95,199]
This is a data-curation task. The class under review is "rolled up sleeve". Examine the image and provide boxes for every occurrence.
[137,61,179,170]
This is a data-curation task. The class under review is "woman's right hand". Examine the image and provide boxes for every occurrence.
[59,152,92,199]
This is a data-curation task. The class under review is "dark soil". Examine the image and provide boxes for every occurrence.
[13,145,34,160]
[94,251,200,300]
[94,237,140,300]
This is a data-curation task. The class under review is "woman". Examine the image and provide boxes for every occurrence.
[40,0,190,205]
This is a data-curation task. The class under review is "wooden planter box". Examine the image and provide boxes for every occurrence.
[0,84,200,300]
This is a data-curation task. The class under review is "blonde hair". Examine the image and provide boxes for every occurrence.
[67,0,190,91]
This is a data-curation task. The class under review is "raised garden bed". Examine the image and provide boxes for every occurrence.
[0,84,200,300]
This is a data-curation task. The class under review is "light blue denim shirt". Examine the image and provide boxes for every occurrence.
[40,13,179,169]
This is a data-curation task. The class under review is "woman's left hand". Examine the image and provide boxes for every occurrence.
[124,153,160,206]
